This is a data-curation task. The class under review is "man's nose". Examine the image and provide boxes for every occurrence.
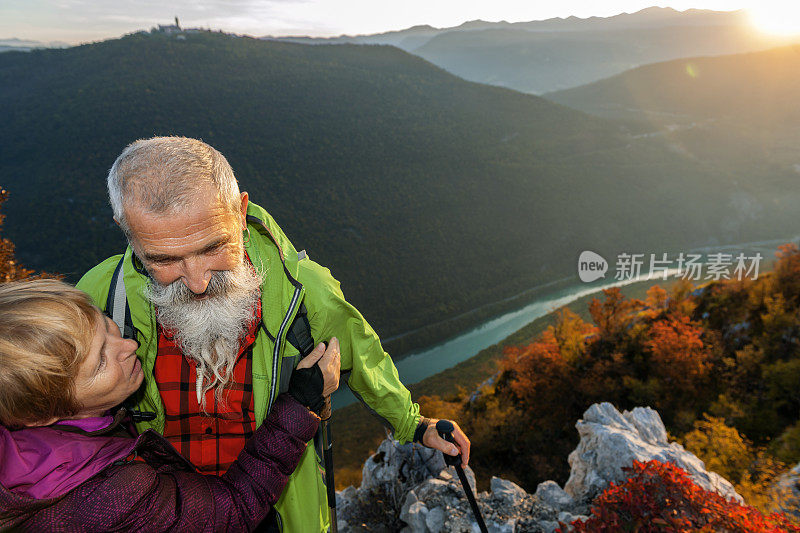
[181,257,212,294]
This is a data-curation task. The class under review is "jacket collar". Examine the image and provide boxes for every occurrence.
[0,418,136,500]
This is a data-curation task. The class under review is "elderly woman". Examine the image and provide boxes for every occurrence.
[0,279,336,531]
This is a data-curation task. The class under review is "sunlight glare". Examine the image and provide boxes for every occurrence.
[748,2,800,36]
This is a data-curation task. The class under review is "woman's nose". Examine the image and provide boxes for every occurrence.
[122,337,139,356]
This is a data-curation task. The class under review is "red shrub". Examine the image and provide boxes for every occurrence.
[568,460,799,532]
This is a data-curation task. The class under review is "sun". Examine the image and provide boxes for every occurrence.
[748,2,800,36]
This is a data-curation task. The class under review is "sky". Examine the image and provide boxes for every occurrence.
[1,0,796,45]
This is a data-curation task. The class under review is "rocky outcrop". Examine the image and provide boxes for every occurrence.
[773,463,800,520]
[335,403,744,532]
[564,402,743,505]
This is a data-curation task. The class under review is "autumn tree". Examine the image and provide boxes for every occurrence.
[773,243,800,308]
[0,188,36,282]
[588,287,644,344]
[645,314,713,414]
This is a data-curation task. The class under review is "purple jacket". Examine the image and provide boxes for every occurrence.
[0,395,319,532]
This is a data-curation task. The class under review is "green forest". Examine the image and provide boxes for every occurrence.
[3,30,798,355]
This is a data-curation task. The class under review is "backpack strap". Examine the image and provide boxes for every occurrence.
[106,255,135,340]
[105,254,155,423]
[279,301,315,394]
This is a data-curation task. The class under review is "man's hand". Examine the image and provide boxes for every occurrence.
[422,418,471,468]
[296,337,340,396]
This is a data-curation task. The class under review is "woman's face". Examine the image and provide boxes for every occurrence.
[72,311,144,418]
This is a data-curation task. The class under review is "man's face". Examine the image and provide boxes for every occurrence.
[125,187,249,296]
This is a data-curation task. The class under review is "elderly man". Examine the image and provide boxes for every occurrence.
[77,137,470,532]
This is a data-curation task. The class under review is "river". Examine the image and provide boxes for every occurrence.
[331,235,799,409]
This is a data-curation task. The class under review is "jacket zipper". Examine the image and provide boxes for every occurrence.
[267,284,303,414]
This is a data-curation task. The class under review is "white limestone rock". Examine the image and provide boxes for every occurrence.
[564,402,743,504]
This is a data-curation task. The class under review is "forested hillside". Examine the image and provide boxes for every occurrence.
[545,44,800,233]
[2,30,796,352]
[546,44,800,126]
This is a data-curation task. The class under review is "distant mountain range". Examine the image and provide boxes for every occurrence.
[2,31,797,352]
[0,38,69,53]
[268,7,750,47]
[268,7,800,94]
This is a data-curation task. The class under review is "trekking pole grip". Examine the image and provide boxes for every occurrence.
[435,419,461,466]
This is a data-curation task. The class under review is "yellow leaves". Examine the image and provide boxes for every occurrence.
[551,308,596,364]
[680,414,788,514]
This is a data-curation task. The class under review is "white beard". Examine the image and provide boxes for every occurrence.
[143,258,264,410]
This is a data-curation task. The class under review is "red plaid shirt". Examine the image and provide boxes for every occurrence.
[154,298,261,476]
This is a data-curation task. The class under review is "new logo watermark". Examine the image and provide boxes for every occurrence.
[578,250,609,282]
[578,251,763,283]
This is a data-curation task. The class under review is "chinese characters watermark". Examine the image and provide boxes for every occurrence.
[578,250,762,283]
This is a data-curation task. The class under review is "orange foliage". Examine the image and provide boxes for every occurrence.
[502,332,575,429]
[646,314,711,394]
[588,287,644,340]
[641,284,668,319]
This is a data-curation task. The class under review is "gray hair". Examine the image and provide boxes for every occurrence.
[107,137,241,236]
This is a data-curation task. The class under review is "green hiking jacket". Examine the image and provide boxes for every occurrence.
[76,201,422,532]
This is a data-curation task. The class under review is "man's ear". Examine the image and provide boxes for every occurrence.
[239,191,249,228]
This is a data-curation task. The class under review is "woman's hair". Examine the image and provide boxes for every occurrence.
[0,279,99,428]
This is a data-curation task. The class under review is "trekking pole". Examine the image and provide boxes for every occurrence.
[436,420,488,533]
[320,396,337,533]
